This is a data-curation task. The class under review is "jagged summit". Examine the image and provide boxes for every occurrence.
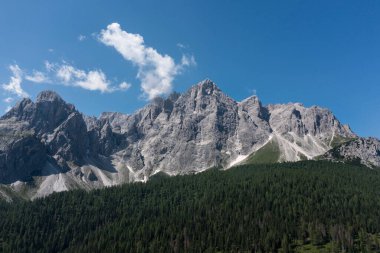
[4,90,71,119]
[36,90,63,103]
[190,79,221,96]
[1,89,77,140]
[198,78,217,87]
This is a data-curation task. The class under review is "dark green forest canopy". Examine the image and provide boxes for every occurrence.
[1,161,380,252]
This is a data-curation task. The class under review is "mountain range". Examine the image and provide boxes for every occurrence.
[0,79,379,200]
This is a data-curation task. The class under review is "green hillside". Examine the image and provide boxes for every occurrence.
[1,161,380,252]
[244,138,281,164]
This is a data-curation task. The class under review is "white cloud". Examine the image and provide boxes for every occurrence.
[3,97,13,103]
[1,65,29,97]
[2,61,130,97]
[99,23,195,100]
[118,81,132,91]
[78,34,86,41]
[55,64,111,93]
[3,97,14,113]
[180,55,196,68]
[76,70,110,92]
[25,71,49,83]
[45,60,55,71]
[177,43,187,49]
[56,64,86,83]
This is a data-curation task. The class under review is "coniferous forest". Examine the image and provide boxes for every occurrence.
[1,161,380,252]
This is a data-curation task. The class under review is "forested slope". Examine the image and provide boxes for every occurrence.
[1,161,380,252]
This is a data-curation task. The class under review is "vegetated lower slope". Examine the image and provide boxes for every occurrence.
[245,137,281,164]
[1,161,380,253]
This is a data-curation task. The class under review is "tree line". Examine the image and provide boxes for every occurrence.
[0,161,380,252]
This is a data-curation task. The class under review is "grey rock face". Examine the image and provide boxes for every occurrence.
[237,96,272,155]
[265,103,356,161]
[0,120,46,183]
[42,112,89,166]
[99,79,357,175]
[2,91,76,135]
[0,91,90,184]
[323,137,380,168]
[101,80,272,177]
[0,79,376,199]
[267,103,354,138]
[268,103,353,136]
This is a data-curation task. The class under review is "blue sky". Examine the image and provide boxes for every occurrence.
[0,0,379,138]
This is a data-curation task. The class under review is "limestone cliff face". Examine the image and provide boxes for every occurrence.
[323,137,380,168]
[99,80,272,178]
[0,80,375,200]
[0,119,46,184]
[265,103,356,161]
[89,79,357,179]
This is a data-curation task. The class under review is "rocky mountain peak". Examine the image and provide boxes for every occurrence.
[239,95,266,119]
[1,90,77,137]
[241,95,260,104]
[193,79,221,96]
[0,79,378,200]
[1,98,33,120]
[240,95,262,109]
[36,90,63,103]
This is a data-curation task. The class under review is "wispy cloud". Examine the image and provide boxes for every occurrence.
[180,55,196,68]
[25,71,49,83]
[45,61,55,71]
[3,97,14,113]
[177,43,187,49]
[78,34,86,41]
[1,61,131,99]
[98,23,195,100]
[1,65,29,97]
[3,97,13,103]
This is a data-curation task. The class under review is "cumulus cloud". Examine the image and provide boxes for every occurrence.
[76,70,110,92]
[1,60,132,102]
[99,23,195,100]
[25,71,49,83]
[52,63,112,92]
[55,64,85,82]
[1,65,29,97]
[118,81,132,91]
